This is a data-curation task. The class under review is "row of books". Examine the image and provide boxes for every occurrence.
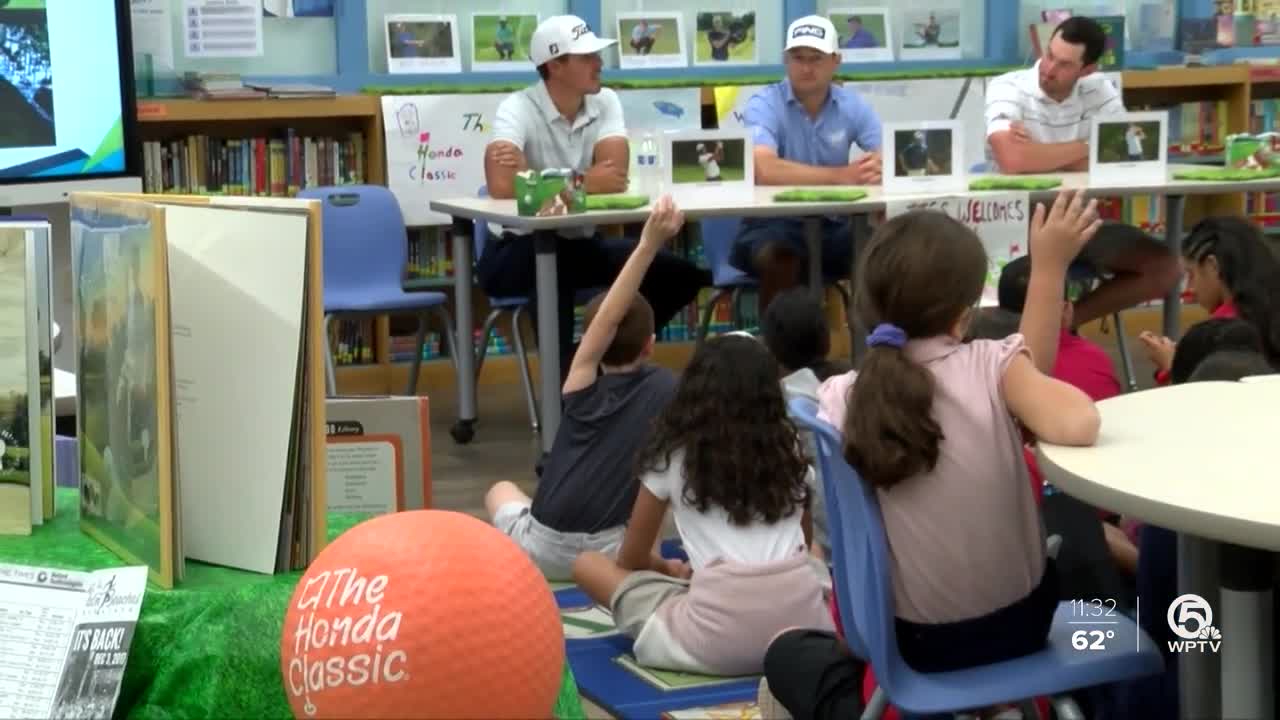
[139,132,367,196]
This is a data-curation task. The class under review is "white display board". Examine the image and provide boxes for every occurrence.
[884,191,1031,306]
[382,87,702,226]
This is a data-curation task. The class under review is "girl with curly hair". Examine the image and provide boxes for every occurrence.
[572,333,833,676]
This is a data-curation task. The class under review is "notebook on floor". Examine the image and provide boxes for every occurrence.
[567,634,759,720]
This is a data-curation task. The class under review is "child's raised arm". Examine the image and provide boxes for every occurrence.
[1021,189,1100,374]
[562,195,685,395]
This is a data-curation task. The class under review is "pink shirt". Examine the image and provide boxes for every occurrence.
[817,334,1046,624]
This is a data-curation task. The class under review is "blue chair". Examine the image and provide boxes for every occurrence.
[694,218,858,357]
[298,185,459,397]
[694,217,757,342]
[786,396,1163,719]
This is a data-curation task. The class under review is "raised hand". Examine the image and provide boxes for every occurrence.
[1029,189,1101,271]
[640,195,684,247]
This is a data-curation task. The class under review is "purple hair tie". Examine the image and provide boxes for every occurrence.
[867,323,907,349]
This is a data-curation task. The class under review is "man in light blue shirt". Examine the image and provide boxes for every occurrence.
[734,15,882,311]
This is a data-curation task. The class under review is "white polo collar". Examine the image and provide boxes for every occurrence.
[531,80,600,132]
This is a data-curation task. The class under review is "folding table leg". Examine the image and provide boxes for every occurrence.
[1163,195,1185,340]
[449,218,476,444]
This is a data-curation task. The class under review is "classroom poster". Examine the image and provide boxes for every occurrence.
[884,191,1031,306]
[382,93,506,226]
[183,0,263,58]
[715,77,987,171]
[617,88,702,132]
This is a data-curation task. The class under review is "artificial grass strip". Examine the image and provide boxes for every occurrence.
[585,194,650,210]
[969,176,1064,191]
[773,188,870,202]
[363,66,1021,95]
[1172,167,1280,182]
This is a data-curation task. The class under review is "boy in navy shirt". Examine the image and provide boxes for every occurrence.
[484,197,684,580]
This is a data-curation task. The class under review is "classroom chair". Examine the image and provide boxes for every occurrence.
[694,217,858,359]
[786,397,1164,720]
[299,185,460,397]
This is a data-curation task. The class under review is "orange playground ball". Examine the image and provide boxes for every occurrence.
[281,510,565,719]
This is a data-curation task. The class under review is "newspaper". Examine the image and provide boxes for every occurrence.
[0,563,147,720]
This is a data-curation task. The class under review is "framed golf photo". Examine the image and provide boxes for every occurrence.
[617,12,687,69]
[1090,111,1168,186]
[694,11,758,66]
[827,8,894,62]
[384,13,461,74]
[471,13,538,72]
[900,8,962,60]
[663,129,754,204]
[882,120,965,195]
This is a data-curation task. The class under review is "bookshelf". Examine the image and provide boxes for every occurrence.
[135,95,396,395]
[1120,66,1250,227]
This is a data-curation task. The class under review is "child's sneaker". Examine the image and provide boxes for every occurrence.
[756,677,792,719]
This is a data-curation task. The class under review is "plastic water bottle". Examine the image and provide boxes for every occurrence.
[636,131,661,196]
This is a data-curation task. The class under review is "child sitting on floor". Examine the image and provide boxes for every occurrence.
[761,190,1103,719]
[572,333,834,677]
[760,288,848,561]
[483,196,683,580]
[1139,216,1280,381]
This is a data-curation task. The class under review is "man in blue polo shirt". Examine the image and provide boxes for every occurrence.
[733,15,882,311]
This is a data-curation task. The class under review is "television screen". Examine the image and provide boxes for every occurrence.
[0,0,138,192]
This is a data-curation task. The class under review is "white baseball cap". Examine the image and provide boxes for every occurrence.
[529,15,617,66]
[785,15,838,54]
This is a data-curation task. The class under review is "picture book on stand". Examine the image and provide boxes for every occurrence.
[0,219,54,536]
[70,192,327,588]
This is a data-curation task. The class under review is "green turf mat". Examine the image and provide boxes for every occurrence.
[364,66,1021,95]
[585,194,650,210]
[969,176,1064,191]
[773,188,870,202]
[1172,167,1280,182]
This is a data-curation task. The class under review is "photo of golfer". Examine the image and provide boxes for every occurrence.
[671,138,745,183]
[472,13,537,69]
[694,11,757,65]
[385,14,460,74]
[630,19,662,55]
[1096,120,1161,163]
[900,8,960,58]
[617,13,686,68]
[827,8,893,61]
[894,129,953,177]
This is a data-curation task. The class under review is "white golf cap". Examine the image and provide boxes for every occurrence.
[529,15,616,66]
[785,15,838,54]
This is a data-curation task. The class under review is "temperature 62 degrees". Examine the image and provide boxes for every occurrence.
[1072,629,1115,650]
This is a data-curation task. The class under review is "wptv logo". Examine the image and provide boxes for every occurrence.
[1167,593,1222,653]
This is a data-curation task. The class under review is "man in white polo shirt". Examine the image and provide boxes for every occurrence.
[481,15,708,378]
[984,16,1179,331]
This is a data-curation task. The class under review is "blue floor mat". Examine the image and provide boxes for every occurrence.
[566,634,758,720]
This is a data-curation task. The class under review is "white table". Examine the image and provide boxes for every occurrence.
[432,166,1280,450]
[1037,381,1280,720]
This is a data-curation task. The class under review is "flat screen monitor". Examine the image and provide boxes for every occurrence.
[0,0,142,207]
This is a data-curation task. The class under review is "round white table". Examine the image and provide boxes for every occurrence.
[1037,381,1280,720]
